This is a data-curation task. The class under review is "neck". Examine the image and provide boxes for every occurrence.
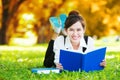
[71,42,80,50]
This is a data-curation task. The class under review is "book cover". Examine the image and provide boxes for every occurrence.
[31,68,60,74]
[59,47,107,72]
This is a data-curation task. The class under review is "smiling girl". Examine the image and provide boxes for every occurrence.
[53,10,106,69]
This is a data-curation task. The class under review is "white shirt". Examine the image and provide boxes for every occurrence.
[53,35,94,63]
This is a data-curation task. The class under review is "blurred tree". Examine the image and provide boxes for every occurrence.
[0,0,25,44]
[77,0,120,38]
[106,0,120,35]
[0,0,2,29]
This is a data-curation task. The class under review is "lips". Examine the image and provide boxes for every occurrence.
[72,36,79,40]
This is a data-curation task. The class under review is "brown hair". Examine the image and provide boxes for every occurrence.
[65,10,86,30]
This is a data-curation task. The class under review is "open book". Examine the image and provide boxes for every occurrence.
[59,47,107,72]
[31,68,60,74]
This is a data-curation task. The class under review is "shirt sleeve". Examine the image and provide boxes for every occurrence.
[53,36,64,63]
[85,36,95,53]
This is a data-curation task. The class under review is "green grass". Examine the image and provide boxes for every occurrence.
[0,37,120,80]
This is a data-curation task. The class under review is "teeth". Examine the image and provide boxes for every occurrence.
[72,37,78,40]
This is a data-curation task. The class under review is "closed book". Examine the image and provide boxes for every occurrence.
[31,68,60,74]
[60,47,107,72]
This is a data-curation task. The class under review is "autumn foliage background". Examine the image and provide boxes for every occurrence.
[0,0,120,45]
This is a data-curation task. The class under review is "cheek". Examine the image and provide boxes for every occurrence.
[66,30,70,35]
[80,29,85,35]
[80,32,84,37]
[66,31,73,36]
[81,31,84,35]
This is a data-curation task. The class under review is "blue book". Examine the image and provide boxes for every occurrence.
[60,47,107,72]
[31,68,60,74]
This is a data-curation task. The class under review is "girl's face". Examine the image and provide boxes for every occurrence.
[66,21,85,44]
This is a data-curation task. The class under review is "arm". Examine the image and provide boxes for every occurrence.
[43,33,59,67]
[43,40,56,67]
[44,15,65,67]
[53,36,64,69]
[85,36,95,53]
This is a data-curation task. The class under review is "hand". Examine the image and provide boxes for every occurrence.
[55,63,63,70]
[100,60,106,67]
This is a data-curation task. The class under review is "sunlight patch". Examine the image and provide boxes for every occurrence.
[106,55,115,59]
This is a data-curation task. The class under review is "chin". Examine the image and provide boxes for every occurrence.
[72,39,80,43]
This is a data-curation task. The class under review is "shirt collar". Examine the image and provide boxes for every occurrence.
[64,36,87,49]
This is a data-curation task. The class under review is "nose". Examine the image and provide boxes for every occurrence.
[73,30,78,35]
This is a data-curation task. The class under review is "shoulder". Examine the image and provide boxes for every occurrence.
[84,35,94,42]
[54,35,65,48]
[87,36,94,45]
[84,36,95,52]
[55,35,64,41]
[54,35,65,44]
[88,36,94,41]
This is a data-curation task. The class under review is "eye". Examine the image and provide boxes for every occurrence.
[69,28,74,31]
[77,28,81,31]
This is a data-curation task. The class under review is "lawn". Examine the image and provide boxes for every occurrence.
[0,36,120,80]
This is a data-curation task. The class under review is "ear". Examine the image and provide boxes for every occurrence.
[83,30,85,34]
[83,28,86,34]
